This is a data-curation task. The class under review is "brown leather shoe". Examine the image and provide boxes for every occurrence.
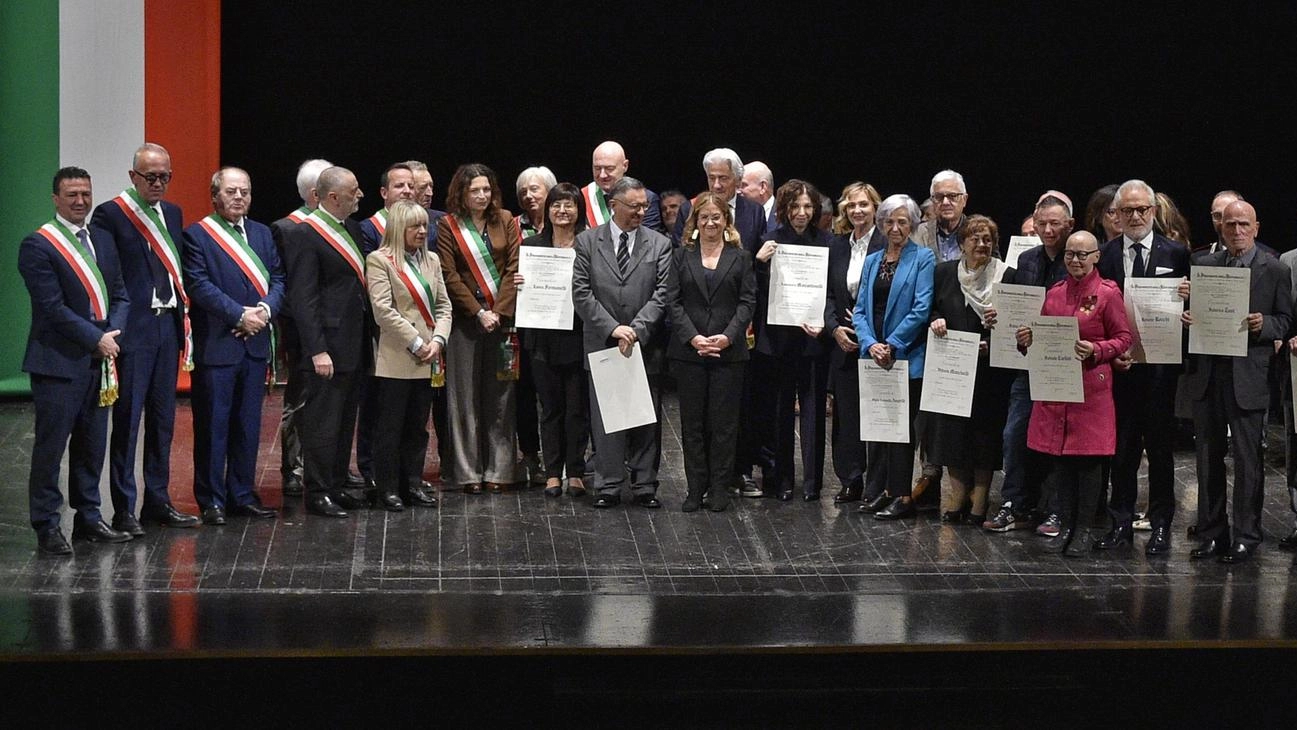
[911,475,932,501]
[486,482,504,494]
[462,483,483,495]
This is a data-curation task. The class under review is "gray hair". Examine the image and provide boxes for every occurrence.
[929,169,966,195]
[132,142,170,168]
[876,194,923,229]
[611,175,645,199]
[1115,179,1156,205]
[209,166,250,196]
[402,160,428,173]
[295,158,333,202]
[702,148,744,179]
[515,165,557,196]
[315,166,355,198]
[745,160,773,186]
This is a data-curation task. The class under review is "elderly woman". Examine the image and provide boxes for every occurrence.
[753,180,833,501]
[365,201,453,510]
[513,166,557,483]
[671,193,757,512]
[515,166,556,238]
[1016,230,1131,555]
[437,163,523,494]
[515,183,590,497]
[926,215,1014,524]
[852,194,935,520]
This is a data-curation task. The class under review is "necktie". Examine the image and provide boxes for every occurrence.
[617,231,630,274]
[1131,242,1146,278]
[76,229,95,261]
[234,223,245,238]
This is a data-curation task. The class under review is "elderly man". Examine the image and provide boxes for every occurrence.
[741,160,777,231]
[1203,190,1275,257]
[582,140,664,233]
[674,148,767,252]
[1182,200,1291,563]
[1093,180,1190,555]
[912,170,969,264]
[405,160,446,231]
[572,176,674,508]
[89,143,199,534]
[182,168,285,524]
[21,167,132,554]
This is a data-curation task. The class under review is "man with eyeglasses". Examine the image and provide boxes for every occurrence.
[583,140,665,234]
[1093,179,1190,556]
[572,176,675,508]
[89,143,200,534]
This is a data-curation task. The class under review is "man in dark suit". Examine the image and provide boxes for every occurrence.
[1203,190,1276,257]
[673,148,767,253]
[282,166,372,517]
[1094,180,1191,555]
[1182,200,1292,563]
[584,141,665,234]
[89,143,199,534]
[572,176,675,508]
[1278,245,1297,550]
[741,161,777,232]
[406,160,447,232]
[182,167,286,525]
[21,167,133,554]
[270,158,332,497]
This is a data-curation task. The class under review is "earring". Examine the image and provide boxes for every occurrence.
[690,229,699,241]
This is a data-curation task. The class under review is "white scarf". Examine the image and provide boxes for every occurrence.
[957,257,1008,321]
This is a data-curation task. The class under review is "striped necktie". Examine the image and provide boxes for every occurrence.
[617,231,630,274]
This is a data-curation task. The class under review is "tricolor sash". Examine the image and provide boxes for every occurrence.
[367,208,388,238]
[581,182,611,227]
[445,214,501,309]
[389,251,437,328]
[196,215,270,297]
[112,189,194,370]
[518,215,538,240]
[287,206,311,224]
[304,209,365,284]
[35,220,118,405]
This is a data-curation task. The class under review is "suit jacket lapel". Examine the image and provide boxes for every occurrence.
[626,228,652,276]
[885,243,914,316]
[685,246,709,299]
[709,246,738,298]
[595,225,621,280]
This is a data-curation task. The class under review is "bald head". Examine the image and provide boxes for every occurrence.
[1220,200,1259,257]
[592,141,629,192]
[1067,230,1099,250]
[316,166,363,219]
[741,160,774,205]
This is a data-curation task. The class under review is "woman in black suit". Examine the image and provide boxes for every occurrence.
[669,192,757,512]
[926,215,1014,524]
[515,183,589,497]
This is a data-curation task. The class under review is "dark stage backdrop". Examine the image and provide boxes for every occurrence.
[222,2,1294,250]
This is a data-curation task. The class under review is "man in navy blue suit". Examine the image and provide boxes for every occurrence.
[20,167,133,554]
[674,148,768,254]
[182,168,286,525]
[89,143,199,534]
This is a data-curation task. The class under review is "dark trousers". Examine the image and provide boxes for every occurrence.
[1000,372,1049,512]
[532,357,589,479]
[829,364,869,494]
[110,312,178,514]
[29,363,108,533]
[516,348,542,457]
[372,376,434,496]
[355,373,378,480]
[866,377,922,498]
[1281,367,1297,517]
[769,351,828,495]
[431,384,450,481]
[736,353,774,477]
[300,368,363,495]
[279,346,304,479]
[1046,454,1105,534]
[191,354,268,510]
[675,358,745,502]
[589,372,661,495]
[1194,365,1266,547]
[1109,365,1178,528]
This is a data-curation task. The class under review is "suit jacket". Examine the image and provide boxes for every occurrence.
[358,213,384,255]
[667,244,756,363]
[1181,248,1292,410]
[911,217,966,264]
[519,233,584,366]
[753,225,833,359]
[674,195,767,255]
[1010,244,1068,289]
[1097,232,1190,288]
[365,248,452,379]
[19,225,130,377]
[929,259,1016,343]
[824,233,876,372]
[89,196,186,352]
[435,212,520,318]
[282,215,372,373]
[181,217,286,366]
[853,240,935,379]
[572,222,675,373]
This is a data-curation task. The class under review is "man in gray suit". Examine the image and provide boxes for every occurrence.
[1277,234,1297,550]
[572,176,675,508]
[1181,200,1291,563]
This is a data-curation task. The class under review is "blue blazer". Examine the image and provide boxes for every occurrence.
[182,218,287,366]
[89,196,186,352]
[853,240,935,379]
[19,227,130,378]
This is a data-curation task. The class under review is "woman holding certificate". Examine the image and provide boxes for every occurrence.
[437,163,523,494]
[366,201,453,510]
[926,215,1014,524]
[669,193,757,512]
[516,183,590,498]
[853,194,935,520]
[1015,231,1131,555]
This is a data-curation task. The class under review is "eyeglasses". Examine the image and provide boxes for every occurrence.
[1063,249,1099,260]
[131,170,172,185]
[613,199,649,213]
[1118,205,1154,217]
[932,193,966,203]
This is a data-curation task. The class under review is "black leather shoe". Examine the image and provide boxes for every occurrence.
[834,484,863,503]
[375,493,405,512]
[874,498,915,520]
[345,471,367,489]
[37,530,73,556]
[803,492,820,502]
[681,496,701,513]
[1064,529,1094,557]
[1145,525,1172,556]
[141,503,199,528]
[71,520,132,543]
[1095,525,1133,550]
[592,494,621,508]
[633,494,662,509]
[1219,542,1254,564]
[1278,528,1297,550]
[1190,538,1227,559]
[229,503,277,519]
[201,506,226,526]
[401,489,439,508]
[858,493,892,514]
[333,489,368,510]
[777,488,794,502]
[708,497,730,512]
[306,494,349,518]
[112,513,145,537]
[1046,528,1074,554]
[282,474,304,496]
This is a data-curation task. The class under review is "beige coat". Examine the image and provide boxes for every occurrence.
[366,248,453,379]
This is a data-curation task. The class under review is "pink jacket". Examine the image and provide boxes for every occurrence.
[1026,269,1132,456]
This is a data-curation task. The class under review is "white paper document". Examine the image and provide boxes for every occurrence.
[1004,236,1040,270]
[588,343,656,433]
[767,244,829,327]
[1027,316,1084,403]
[990,282,1045,370]
[1123,278,1184,364]
[919,329,980,417]
[1187,265,1250,357]
[858,359,910,443]
[515,247,576,330]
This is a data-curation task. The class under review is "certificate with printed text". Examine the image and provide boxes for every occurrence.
[990,282,1045,370]
[1027,316,1083,403]
[589,343,656,433]
[1124,278,1184,364]
[859,359,910,443]
[515,247,576,330]
[767,244,829,327]
[1187,266,1249,357]
[1004,236,1040,270]
[919,329,980,417]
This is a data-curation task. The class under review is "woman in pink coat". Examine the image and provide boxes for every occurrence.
[1016,231,1132,556]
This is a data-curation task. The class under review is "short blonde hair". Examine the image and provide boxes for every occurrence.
[379,200,429,256]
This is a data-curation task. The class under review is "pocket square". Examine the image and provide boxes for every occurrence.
[1154,266,1173,275]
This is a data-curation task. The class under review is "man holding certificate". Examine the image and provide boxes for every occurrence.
[1180,201,1292,563]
